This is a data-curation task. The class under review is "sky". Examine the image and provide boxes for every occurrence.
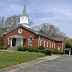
[0,0,72,38]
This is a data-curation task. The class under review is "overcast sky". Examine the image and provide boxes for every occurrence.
[0,0,72,38]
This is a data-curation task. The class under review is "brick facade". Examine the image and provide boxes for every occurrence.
[4,26,39,48]
[4,26,65,52]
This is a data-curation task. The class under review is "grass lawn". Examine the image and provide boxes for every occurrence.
[0,51,45,69]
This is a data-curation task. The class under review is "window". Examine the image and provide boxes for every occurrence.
[47,41,48,47]
[18,29,22,34]
[58,46,61,51]
[52,42,53,48]
[44,40,45,47]
[29,38,32,45]
[40,39,42,46]
[8,37,11,45]
[50,42,51,48]
[54,43,55,48]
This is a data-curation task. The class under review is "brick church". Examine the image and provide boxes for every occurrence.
[3,3,65,52]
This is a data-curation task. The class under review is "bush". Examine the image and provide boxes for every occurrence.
[53,50,61,54]
[23,46,29,51]
[0,46,4,49]
[39,45,44,50]
[61,52,64,55]
[33,48,39,53]
[45,49,53,55]
[41,49,46,53]
[17,47,24,51]
[28,47,34,52]
[18,46,39,53]
[4,46,8,50]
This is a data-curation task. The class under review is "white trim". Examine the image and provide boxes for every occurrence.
[40,39,42,46]
[10,38,12,47]
[54,43,55,48]
[21,38,23,47]
[52,42,53,48]
[28,38,32,46]
[47,41,48,47]
[58,46,61,51]
[18,29,22,34]
[44,40,45,47]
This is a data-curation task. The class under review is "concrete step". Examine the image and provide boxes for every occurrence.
[7,46,18,51]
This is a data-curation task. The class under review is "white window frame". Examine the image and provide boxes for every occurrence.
[50,41,51,48]
[52,42,53,48]
[28,38,32,46]
[18,29,22,34]
[40,39,42,46]
[47,41,48,47]
[54,43,55,48]
[8,37,11,45]
[44,40,45,47]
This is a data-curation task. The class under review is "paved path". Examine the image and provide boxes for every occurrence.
[0,55,60,72]
[15,55,72,72]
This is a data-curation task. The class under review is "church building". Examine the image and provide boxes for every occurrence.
[3,3,65,52]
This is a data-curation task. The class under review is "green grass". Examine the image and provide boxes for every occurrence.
[0,51,45,69]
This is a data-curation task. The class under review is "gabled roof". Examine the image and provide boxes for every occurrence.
[3,24,64,42]
[51,38,64,42]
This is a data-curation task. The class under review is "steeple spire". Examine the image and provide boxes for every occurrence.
[23,0,26,15]
[20,0,30,28]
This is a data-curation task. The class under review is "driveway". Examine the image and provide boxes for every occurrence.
[16,56,72,72]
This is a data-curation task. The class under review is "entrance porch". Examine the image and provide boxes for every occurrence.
[8,35,26,47]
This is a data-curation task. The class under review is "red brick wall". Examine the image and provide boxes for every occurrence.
[4,26,65,51]
[55,41,65,52]
[4,26,39,48]
[38,36,65,51]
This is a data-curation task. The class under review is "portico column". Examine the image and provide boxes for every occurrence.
[21,38,23,47]
[11,38,12,47]
[69,50,71,55]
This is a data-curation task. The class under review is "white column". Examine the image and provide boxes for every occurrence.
[11,38,12,47]
[21,38,23,47]
[69,50,71,55]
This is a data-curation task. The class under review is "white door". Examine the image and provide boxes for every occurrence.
[16,38,21,47]
[58,46,61,51]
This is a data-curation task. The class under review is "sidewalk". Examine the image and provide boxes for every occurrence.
[0,55,61,72]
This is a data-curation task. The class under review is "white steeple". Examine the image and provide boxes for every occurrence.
[20,1,30,28]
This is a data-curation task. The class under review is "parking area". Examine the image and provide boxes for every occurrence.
[16,56,72,72]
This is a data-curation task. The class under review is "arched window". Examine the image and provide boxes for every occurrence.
[47,41,48,47]
[50,41,51,48]
[52,42,53,48]
[44,40,45,47]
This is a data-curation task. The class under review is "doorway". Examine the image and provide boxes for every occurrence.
[12,38,16,46]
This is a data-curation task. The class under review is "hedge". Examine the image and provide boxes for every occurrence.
[45,49,53,55]
[18,46,39,53]
[41,49,46,53]
[0,46,8,50]
[0,46,4,49]
[53,50,61,54]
